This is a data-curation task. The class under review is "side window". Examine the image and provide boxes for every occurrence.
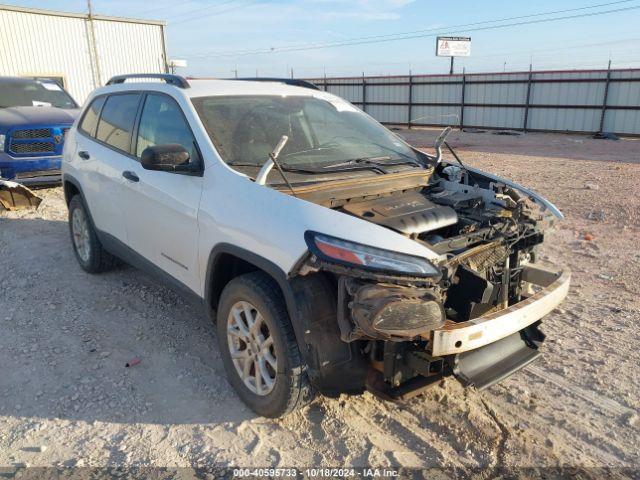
[79,96,105,137]
[136,94,198,162]
[96,94,141,153]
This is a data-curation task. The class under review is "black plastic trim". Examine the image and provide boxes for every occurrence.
[204,243,309,357]
[205,244,295,313]
[96,229,204,308]
[453,330,542,390]
[62,173,85,206]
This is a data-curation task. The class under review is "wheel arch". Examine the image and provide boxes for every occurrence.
[204,244,370,395]
[204,244,301,328]
[62,174,83,206]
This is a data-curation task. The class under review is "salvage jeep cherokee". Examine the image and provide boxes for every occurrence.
[62,74,570,417]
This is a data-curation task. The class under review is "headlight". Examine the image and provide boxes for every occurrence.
[0,134,5,151]
[305,231,440,277]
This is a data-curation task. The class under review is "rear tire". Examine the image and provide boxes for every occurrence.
[217,271,315,417]
[68,195,118,273]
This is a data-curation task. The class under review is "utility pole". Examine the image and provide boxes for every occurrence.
[87,0,102,87]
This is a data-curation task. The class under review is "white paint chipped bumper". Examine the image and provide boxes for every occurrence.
[431,264,571,357]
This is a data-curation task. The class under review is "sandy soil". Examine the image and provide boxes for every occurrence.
[0,130,639,476]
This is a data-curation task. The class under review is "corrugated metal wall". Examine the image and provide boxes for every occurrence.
[309,68,640,135]
[0,5,167,104]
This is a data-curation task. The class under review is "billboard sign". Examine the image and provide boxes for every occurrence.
[436,36,471,57]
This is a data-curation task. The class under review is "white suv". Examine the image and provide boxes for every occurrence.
[62,74,570,417]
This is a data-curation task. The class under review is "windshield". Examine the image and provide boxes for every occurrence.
[191,94,421,169]
[0,80,77,109]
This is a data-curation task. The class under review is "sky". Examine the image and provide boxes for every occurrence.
[5,0,640,78]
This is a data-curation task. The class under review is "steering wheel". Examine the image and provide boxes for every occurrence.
[231,105,277,159]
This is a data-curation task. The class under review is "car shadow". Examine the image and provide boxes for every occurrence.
[0,216,257,425]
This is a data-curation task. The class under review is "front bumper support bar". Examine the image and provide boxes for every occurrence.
[430,264,570,357]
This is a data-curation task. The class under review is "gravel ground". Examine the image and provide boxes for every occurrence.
[0,129,639,477]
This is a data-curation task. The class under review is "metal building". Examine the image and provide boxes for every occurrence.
[0,4,168,104]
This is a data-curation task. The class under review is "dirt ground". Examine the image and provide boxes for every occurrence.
[0,129,639,477]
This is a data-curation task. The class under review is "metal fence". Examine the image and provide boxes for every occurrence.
[308,67,640,136]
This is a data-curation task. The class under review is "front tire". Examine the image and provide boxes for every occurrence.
[68,195,118,273]
[217,272,315,417]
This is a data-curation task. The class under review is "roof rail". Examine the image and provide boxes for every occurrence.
[233,78,320,90]
[106,74,190,89]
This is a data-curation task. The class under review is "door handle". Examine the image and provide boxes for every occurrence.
[78,151,90,160]
[122,170,139,182]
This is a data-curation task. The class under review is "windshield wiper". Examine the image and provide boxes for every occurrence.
[280,162,388,175]
[322,155,421,169]
[324,155,391,168]
[225,161,263,167]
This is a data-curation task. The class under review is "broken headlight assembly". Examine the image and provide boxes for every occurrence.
[305,231,440,278]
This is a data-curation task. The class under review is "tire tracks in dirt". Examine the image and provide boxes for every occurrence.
[526,366,635,417]
[343,397,467,469]
[479,398,509,478]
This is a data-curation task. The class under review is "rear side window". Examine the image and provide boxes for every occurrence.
[135,94,199,161]
[96,94,141,153]
[79,96,105,137]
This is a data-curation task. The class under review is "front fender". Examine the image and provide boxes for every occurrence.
[465,164,564,219]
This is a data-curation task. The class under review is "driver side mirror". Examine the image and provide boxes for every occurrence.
[140,144,199,173]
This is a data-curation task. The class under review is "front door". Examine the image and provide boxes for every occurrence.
[120,93,203,294]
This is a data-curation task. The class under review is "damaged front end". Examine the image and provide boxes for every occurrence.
[290,144,570,399]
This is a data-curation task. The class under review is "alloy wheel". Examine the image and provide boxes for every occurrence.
[226,300,277,396]
[71,207,91,262]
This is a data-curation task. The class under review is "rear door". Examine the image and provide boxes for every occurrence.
[74,93,142,243]
[120,93,204,293]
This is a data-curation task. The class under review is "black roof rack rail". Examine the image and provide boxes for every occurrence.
[233,78,320,90]
[106,74,190,89]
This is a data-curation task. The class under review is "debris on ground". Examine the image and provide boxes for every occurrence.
[125,357,141,368]
[463,128,487,134]
[491,130,523,136]
[592,131,620,140]
[0,179,42,211]
[587,210,606,222]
